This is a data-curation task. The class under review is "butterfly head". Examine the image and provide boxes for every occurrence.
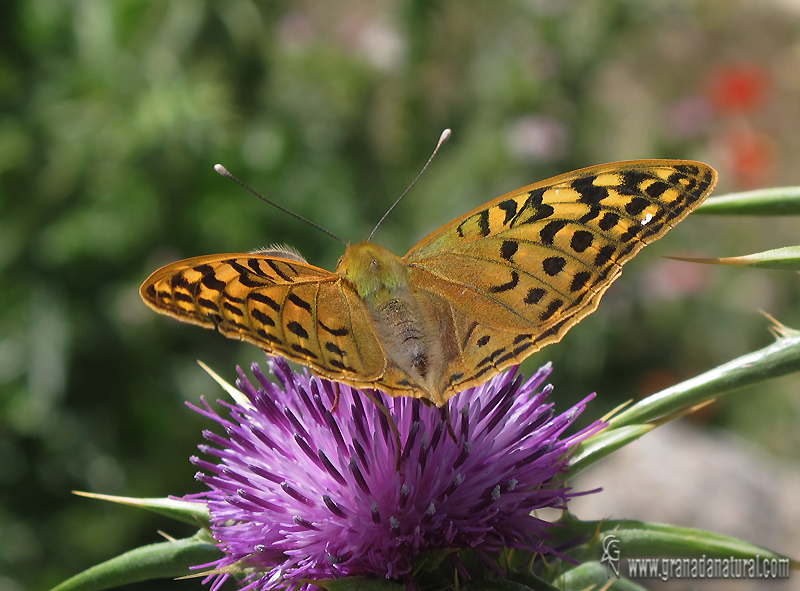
[336,242,409,302]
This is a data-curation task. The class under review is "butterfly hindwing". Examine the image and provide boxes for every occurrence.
[140,254,386,382]
[405,160,717,396]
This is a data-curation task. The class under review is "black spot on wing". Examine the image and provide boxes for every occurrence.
[456,209,491,238]
[524,287,545,305]
[625,197,649,216]
[598,213,619,231]
[329,359,356,372]
[519,204,554,225]
[197,298,218,310]
[288,293,312,313]
[513,333,532,345]
[579,205,601,224]
[509,340,533,359]
[228,260,250,275]
[462,321,478,350]
[478,210,490,237]
[248,292,281,312]
[449,371,465,383]
[287,321,309,339]
[319,321,349,337]
[525,188,545,208]
[539,299,563,321]
[172,291,194,304]
[570,271,591,292]
[224,318,248,331]
[251,308,275,327]
[500,240,518,262]
[542,257,566,277]
[477,347,508,368]
[497,200,518,225]
[488,271,519,293]
[471,364,494,381]
[193,263,213,275]
[676,164,699,175]
[230,261,267,288]
[291,344,318,359]
[200,271,226,293]
[247,259,269,276]
[645,181,670,199]
[325,342,346,357]
[595,245,616,267]
[476,335,490,347]
[237,272,266,289]
[171,273,192,291]
[256,329,283,346]
[572,176,608,204]
[570,230,593,253]
[621,169,652,192]
[223,302,244,317]
[266,260,294,282]
[619,224,641,242]
[540,220,567,245]
[510,187,547,226]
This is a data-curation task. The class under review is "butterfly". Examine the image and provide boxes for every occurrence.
[141,160,717,406]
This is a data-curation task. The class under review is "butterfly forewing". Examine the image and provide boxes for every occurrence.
[140,254,386,382]
[405,160,717,397]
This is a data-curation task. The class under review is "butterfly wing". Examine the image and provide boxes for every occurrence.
[140,254,387,383]
[404,160,717,397]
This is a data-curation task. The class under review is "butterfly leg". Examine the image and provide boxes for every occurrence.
[440,405,457,443]
[361,389,402,472]
[329,382,341,413]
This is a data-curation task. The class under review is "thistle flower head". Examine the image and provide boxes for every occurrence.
[188,359,602,590]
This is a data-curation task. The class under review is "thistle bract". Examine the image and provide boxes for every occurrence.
[188,358,602,590]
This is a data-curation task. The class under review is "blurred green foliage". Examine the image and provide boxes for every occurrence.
[2,1,800,590]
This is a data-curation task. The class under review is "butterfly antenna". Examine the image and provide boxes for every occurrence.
[214,164,347,246]
[367,128,452,242]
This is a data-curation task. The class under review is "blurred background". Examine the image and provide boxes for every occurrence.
[2,1,800,590]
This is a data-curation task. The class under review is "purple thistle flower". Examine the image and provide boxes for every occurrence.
[187,358,603,591]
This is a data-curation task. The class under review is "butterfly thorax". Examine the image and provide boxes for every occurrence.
[337,242,409,300]
[337,242,445,403]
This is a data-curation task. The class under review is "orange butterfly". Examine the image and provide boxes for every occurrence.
[141,159,717,406]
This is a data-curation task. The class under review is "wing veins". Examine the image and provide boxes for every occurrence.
[427,238,623,302]
[409,261,598,330]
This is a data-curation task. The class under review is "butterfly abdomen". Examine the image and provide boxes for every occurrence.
[337,242,445,401]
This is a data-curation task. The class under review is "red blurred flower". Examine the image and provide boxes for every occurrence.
[707,64,769,115]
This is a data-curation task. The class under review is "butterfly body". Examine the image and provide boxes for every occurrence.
[338,241,450,403]
[141,160,718,406]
